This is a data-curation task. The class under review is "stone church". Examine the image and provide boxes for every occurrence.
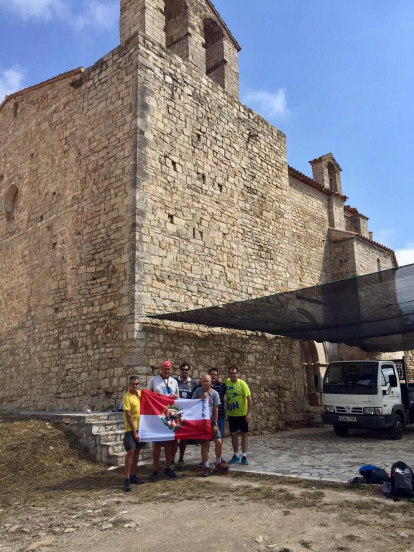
[0,0,405,429]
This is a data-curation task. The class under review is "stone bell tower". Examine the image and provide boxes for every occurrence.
[120,0,241,98]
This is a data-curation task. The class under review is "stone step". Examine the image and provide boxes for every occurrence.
[84,420,124,435]
[87,412,123,422]
[95,430,124,445]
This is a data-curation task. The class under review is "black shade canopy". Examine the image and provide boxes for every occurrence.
[151,264,414,352]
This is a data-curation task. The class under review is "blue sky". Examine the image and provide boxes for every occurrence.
[1,0,413,264]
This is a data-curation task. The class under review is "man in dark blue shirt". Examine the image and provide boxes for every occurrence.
[209,368,226,459]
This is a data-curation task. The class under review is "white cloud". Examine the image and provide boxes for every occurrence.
[72,1,118,31]
[243,88,290,120]
[396,243,414,267]
[0,0,118,30]
[0,0,64,21]
[375,229,394,248]
[0,68,25,103]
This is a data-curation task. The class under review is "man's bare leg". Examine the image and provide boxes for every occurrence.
[130,449,140,476]
[179,440,187,460]
[164,441,174,465]
[171,441,178,463]
[124,450,133,479]
[152,443,161,471]
[214,438,222,461]
[201,441,209,463]
[241,432,248,454]
[231,431,239,454]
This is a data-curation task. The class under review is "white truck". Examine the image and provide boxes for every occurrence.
[320,359,414,439]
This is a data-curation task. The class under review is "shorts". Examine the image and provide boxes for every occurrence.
[228,416,249,434]
[123,432,147,452]
[199,427,222,442]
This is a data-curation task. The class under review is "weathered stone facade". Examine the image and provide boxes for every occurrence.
[0,0,407,425]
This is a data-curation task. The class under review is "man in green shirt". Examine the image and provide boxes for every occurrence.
[225,365,252,465]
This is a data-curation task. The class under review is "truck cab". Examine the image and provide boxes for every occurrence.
[321,360,413,439]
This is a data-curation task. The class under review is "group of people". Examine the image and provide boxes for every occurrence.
[122,361,253,492]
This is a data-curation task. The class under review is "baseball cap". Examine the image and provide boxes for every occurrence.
[161,361,172,368]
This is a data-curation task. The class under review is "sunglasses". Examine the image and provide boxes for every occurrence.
[180,368,189,371]
[130,382,140,386]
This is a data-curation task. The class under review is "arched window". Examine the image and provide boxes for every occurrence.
[327,162,338,193]
[204,18,225,89]
[164,0,188,59]
[4,185,18,222]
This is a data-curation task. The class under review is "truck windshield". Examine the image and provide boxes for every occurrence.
[323,363,378,395]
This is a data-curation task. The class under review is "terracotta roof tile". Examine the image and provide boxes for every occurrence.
[288,166,348,201]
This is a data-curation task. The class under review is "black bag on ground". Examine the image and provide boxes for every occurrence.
[384,461,414,498]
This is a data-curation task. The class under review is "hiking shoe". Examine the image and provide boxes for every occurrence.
[202,467,211,477]
[216,461,229,471]
[169,461,176,471]
[123,478,131,492]
[229,455,240,464]
[177,459,186,469]
[241,457,249,465]
[164,467,177,479]
[129,474,145,485]
[150,471,159,483]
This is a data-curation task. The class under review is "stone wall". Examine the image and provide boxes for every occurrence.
[134,33,292,317]
[354,238,395,275]
[136,318,305,432]
[288,177,331,288]
[0,40,141,411]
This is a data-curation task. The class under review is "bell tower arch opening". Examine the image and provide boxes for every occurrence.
[164,0,189,60]
[204,18,225,89]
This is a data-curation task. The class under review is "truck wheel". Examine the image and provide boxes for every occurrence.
[333,425,348,436]
[388,414,404,440]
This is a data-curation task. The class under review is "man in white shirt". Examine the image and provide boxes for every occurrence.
[147,360,179,482]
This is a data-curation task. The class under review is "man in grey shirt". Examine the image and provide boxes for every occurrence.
[192,374,229,477]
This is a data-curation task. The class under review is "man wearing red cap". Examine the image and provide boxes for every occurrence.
[147,361,179,482]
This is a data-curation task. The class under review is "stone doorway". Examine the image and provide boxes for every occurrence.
[301,340,329,407]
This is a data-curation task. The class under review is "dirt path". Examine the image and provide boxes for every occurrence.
[2,419,414,552]
[2,475,414,552]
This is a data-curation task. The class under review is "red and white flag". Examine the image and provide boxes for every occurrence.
[138,389,212,442]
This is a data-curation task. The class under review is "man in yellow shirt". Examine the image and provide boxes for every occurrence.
[123,375,146,492]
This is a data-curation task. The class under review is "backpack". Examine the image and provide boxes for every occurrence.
[359,465,390,484]
[382,461,414,500]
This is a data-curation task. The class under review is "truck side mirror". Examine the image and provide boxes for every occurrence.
[314,375,319,388]
[389,375,398,388]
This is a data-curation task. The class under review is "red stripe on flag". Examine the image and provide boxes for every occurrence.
[140,389,175,416]
[175,418,213,441]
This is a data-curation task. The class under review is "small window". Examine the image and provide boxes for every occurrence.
[4,185,18,221]
[381,366,395,386]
